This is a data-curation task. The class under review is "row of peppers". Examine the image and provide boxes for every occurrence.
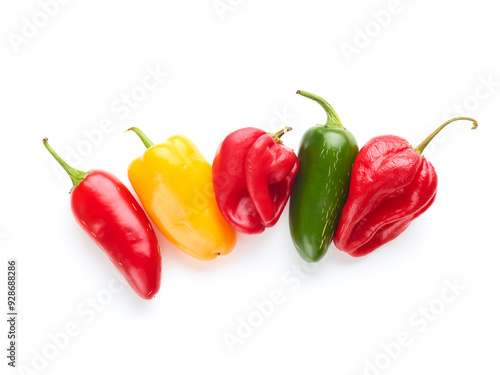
[44,90,478,299]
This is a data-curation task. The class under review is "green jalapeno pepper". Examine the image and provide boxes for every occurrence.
[289,90,358,262]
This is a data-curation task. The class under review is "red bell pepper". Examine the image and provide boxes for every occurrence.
[213,127,299,234]
[44,138,162,300]
[334,117,478,257]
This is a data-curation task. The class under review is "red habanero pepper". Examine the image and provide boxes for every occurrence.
[43,138,162,300]
[334,117,478,257]
[213,127,299,234]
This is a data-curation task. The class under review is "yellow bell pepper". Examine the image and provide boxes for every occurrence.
[126,127,236,260]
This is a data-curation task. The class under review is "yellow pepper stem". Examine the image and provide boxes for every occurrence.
[126,127,155,148]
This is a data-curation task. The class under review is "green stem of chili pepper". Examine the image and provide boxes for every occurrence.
[297,90,344,129]
[126,127,155,148]
[270,126,293,144]
[414,117,478,155]
[43,138,90,193]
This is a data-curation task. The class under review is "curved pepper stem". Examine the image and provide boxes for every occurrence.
[43,138,90,193]
[297,90,344,129]
[414,117,478,155]
[270,126,292,144]
[126,127,155,148]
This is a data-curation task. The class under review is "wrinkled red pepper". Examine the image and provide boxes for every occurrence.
[334,117,478,257]
[213,127,299,234]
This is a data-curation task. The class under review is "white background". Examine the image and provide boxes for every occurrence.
[1,1,499,374]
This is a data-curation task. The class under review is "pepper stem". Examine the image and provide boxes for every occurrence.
[297,90,344,129]
[126,127,155,148]
[414,117,478,155]
[270,126,292,143]
[43,138,90,193]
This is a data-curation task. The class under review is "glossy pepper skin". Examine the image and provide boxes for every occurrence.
[334,117,478,257]
[127,128,236,261]
[43,139,161,300]
[289,91,358,262]
[213,127,299,234]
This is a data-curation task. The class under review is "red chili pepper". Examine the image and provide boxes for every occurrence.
[334,117,478,257]
[43,138,162,300]
[213,127,299,234]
